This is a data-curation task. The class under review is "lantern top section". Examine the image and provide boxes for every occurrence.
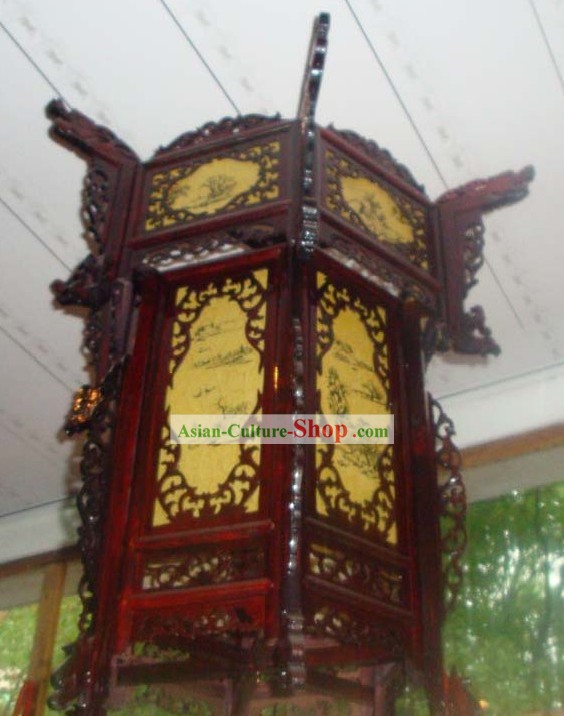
[46,12,533,359]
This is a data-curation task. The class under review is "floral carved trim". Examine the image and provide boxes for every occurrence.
[155,114,282,157]
[82,164,111,253]
[141,545,266,591]
[83,308,103,368]
[50,365,123,712]
[321,233,436,310]
[329,126,427,196]
[325,151,429,270]
[133,606,259,645]
[306,605,403,653]
[140,224,280,272]
[308,543,404,606]
[457,304,500,356]
[431,397,467,615]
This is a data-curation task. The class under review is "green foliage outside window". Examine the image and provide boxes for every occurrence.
[443,482,563,715]
[0,602,37,715]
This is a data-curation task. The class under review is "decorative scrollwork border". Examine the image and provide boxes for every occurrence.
[329,126,427,196]
[431,396,467,615]
[155,270,267,523]
[307,543,405,606]
[144,141,280,233]
[154,114,282,157]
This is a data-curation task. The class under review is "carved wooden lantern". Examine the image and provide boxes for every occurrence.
[47,14,533,716]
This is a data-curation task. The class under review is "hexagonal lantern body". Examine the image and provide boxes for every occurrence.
[47,15,533,716]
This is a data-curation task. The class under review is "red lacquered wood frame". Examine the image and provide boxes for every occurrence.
[46,14,533,716]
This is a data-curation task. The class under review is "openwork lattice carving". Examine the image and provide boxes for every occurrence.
[307,606,402,653]
[82,165,111,253]
[308,543,404,606]
[431,397,467,615]
[325,151,429,270]
[142,545,265,591]
[155,114,282,156]
[144,141,280,232]
[74,364,122,634]
[83,309,103,368]
[321,233,436,310]
[49,364,124,711]
[134,606,259,645]
[158,421,261,524]
[462,221,485,297]
[140,224,280,272]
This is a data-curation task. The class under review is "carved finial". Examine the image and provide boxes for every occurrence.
[297,13,330,259]
[297,12,330,124]
[46,99,138,163]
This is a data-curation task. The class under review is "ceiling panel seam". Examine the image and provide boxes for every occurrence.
[0,324,74,392]
[0,195,72,271]
[437,357,564,401]
[158,0,241,115]
[527,0,564,103]
[344,0,526,329]
[0,414,61,467]
[0,18,67,102]
[0,495,70,520]
[343,0,449,189]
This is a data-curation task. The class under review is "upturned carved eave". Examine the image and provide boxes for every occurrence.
[46,99,139,165]
[436,165,534,358]
[437,165,534,212]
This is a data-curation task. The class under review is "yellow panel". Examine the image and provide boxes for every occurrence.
[153,270,267,526]
[168,158,260,215]
[340,176,414,245]
[325,151,429,271]
[145,142,280,232]
[316,273,397,545]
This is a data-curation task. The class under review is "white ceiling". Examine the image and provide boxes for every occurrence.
[1,0,563,559]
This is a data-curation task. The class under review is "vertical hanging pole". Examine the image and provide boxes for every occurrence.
[27,562,67,716]
[283,12,330,693]
[296,12,329,259]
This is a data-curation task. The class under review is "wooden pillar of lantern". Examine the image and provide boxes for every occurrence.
[46,14,533,716]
